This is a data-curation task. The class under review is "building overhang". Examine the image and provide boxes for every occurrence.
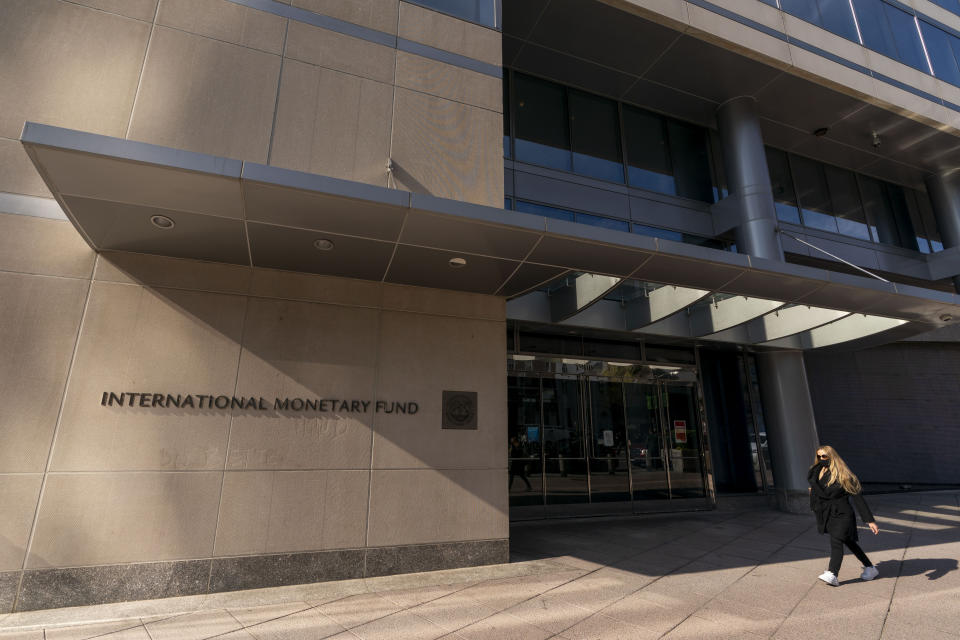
[21,122,960,350]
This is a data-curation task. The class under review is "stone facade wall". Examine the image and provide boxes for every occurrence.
[0,214,508,612]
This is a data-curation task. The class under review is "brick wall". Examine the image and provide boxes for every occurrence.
[804,342,960,485]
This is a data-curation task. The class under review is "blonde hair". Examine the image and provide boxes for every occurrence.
[814,445,861,494]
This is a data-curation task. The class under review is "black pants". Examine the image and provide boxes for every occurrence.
[829,535,872,575]
[509,466,531,490]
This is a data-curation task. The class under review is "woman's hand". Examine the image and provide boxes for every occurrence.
[868,522,879,535]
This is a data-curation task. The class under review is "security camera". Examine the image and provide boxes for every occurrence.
[871,131,881,151]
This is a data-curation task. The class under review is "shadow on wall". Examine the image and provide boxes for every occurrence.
[32,251,509,575]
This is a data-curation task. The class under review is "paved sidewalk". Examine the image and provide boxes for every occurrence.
[0,491,957,639]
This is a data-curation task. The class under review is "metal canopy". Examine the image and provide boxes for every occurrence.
[21,122,960,349]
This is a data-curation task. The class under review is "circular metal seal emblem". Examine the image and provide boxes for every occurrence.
[442,391,477,429]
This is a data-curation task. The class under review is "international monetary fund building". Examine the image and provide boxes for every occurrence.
[3,0,960,612]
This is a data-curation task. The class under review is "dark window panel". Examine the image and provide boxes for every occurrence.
[405,0,497,28]
[568,90,624,183]
[765,147,802,224]
[885,3,930,72]
[513,74,572,171]
[576,212,630,231]
[854,0,900,60]
[919,21,960,87]
[859,175,903,247]
[816,0,861,41]
[854,0,930,72]
[667,120,714,203]
[632,224,729,250]
[780,0,859,41]
[503,71,511,159]
[780,0,822,25]
[515,200,576,221]
[824,165,871,240]
[632,224,683,243]
[623,106,675,196]
[887,182,921,251]
[905,190,933,253]
[791,155,839,233]
[913,189,944,252]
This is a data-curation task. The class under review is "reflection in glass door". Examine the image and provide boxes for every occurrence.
[587,380,630,503]
[624,383,669,500]
[542,377,588,505]
[662,384,706,499]
[507,362,710,517]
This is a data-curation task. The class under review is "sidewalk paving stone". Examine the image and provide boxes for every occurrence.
[0,490,954,639]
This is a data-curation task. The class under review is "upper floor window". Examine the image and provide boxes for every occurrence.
[767,147,942,253]
[508,71,717,203]
[406,0,498,29]
[780,0,859,41]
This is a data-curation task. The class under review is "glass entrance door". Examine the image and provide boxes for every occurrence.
[587,380,630,505]
[507,360,710,518]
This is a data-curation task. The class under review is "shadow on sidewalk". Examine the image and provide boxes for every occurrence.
[874,557,959,580]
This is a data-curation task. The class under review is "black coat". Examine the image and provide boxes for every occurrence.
[808,464,874,541]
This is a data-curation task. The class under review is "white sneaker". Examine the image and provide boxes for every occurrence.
[818,570,839,586]
[861,565,879,581]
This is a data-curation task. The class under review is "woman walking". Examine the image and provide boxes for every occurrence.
[808,445,880,586]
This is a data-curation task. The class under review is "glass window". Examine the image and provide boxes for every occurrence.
[780,0,859,41]
[791,155,839,233]
[577,212,630,231]
[913,189,944,252]
[632,224,728,250]
[859,176,901,247]
[632,224,682,243]
[623,106,675,196]
[905,190,934,253]
[515,200,576,221]
[853,0,930,72]
[920,21,960,87]
[765,147,801,224]
[514,74,572,171]
[859,176,921,251]
[667,120,714,203]
[569,90,624,183]
[824,165,871,240]
[405,0,496,28]
[503,72,511,158]
[504,197,512,210]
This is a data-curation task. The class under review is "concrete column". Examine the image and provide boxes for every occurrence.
[925,170,960,291]
[755,351,820,513]
[716,97,783,261]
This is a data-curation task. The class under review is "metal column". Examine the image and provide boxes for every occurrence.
[717,97,820,513]
[716,96,783,261]
[755,351,820,513]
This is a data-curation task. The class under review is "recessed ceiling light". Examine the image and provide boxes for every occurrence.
[150,215,175,229]
[313,238,335,251]
[449,257,467,268]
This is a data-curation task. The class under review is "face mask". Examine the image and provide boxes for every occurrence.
[818,459,830,468]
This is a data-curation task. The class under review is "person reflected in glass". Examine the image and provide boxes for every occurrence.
[808,445,880,586]
[509,436,532,491]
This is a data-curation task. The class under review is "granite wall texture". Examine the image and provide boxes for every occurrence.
[0,213,508,612]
